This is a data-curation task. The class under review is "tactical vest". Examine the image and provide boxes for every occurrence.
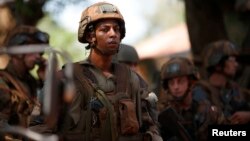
[62,62,143,141]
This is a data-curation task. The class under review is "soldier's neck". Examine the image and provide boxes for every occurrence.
[180,92,192,110]
[89,51,113,73]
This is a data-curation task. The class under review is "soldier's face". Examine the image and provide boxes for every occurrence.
[94,19,121,54]
[168,76,189,97]
[223,56,238,77]
[23,51,43,70]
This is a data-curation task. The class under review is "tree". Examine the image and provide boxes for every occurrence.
[184,0,250,63]
[0,0,88,46]
[184,0,250,88]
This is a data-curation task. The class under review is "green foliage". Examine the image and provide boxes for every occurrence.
[37,14,87,67]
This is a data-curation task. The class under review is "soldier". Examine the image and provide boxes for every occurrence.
[117,43,159,122]
[57,2,162,141]
[195,40,250,124]
[117,43,140,71]
[0,25,49,140]
[158,57,223,141]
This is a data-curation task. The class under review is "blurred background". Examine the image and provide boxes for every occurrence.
[1,0,250,93]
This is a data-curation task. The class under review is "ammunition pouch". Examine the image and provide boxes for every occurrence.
[119,99,139,135]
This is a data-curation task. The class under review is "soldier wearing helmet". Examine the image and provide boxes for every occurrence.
[203,40,239,78]
[57,2,162,141]
[117,43,139,71]
[160,57,198,102]
[0,25,49,140]
[116,43,159,122]
[158,57,224,141]
[194,40,250,125]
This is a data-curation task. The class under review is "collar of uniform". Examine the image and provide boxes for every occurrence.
[77,59,93,66]
[77,59,117,74]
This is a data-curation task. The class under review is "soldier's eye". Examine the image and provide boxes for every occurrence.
[99,27,109,32]
[113,26,120,32]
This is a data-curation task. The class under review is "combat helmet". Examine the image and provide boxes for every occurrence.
[203,40,238,71]
[117,44,139,63]
[4,25,49,47]
[78,2,125,44]
[0,25,49,69]
[161,57,198,89]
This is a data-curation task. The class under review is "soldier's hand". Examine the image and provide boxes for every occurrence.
[229,111,250,124]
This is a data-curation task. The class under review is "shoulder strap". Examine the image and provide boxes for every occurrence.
[72,63,94,141]
[72,63,135,141]
[114,63,131,97]
[73,63,119,141]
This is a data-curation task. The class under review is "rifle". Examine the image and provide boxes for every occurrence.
[158,107,193,141]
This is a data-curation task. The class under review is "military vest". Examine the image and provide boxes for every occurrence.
[60,61,144,141]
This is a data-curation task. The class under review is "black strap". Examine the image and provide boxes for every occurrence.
[72,63,93,141]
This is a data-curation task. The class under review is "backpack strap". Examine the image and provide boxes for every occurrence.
[113,63,131,97]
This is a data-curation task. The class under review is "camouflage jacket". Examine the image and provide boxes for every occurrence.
[158,86,224,141]
[0,66,38,140]
[0,68,36,125]
[194,80,250,122]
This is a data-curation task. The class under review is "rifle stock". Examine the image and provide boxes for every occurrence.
[158,107,193,141]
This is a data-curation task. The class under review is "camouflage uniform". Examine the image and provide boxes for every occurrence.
[195,40,250,124]
[0,25,48,140]
[158,57,223,141]
[56,2,161,141]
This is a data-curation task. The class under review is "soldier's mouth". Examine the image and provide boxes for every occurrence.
[108,41,118,45]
